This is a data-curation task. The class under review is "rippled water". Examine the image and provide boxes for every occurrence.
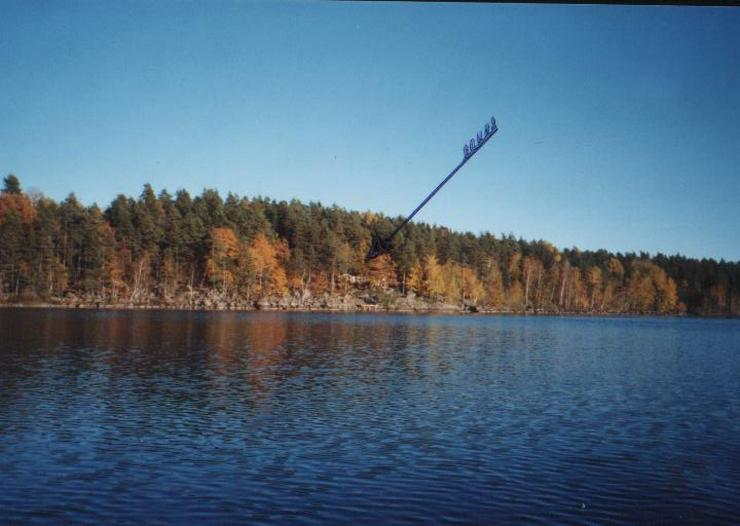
[1,309,739,524]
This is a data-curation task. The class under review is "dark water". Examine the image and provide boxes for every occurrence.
[1,309,739,525]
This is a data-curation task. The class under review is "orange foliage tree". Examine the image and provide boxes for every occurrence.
[206,227,246,295]
[626,260,679,314]
[248,232,288,298]
[367,253,397,290]
[0,192,36,225]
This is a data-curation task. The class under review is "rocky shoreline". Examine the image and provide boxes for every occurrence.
[0,289,701,317]
[0,289,482,314]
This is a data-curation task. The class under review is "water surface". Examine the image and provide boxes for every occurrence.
[1,309,739,524]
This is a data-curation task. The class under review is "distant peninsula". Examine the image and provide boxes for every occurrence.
[0,175,737,316]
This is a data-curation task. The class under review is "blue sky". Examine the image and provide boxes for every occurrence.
[2,1,739,260]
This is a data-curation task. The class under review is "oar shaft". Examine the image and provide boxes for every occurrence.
[386,125,497,244]
[366,116,498,261]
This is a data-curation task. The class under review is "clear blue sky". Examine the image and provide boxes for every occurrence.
[2,1,739,260]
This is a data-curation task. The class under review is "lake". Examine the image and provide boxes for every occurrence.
[1,309,738,524]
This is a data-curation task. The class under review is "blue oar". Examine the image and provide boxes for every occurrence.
[366,116,499,260]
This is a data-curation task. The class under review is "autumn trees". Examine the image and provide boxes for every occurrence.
[247,232,288,298]
[0,176,737,315]
[0,175,35,296]
[625,260,679,314]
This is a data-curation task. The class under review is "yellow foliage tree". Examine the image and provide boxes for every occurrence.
[508,252,522,282]
[460,265,484,306]
[506,280,524,310]
[206,227,243,294]
[407,261,424,295]
[652,265,679,314]
[482,257,504,308]
[586,266,603,312]
[625,260,679,314]
[249,232,288,297]
[422,254,445,300]
[567,267,589,311]
[522,256,544,309]
[442,260,463,304]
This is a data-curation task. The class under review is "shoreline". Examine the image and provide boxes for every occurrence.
[1,301,724,318]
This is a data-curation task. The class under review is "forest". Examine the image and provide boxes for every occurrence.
[1,174,738,316]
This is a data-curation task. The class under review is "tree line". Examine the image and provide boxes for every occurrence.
[1,174,738,315]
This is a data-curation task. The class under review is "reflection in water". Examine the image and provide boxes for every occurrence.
[1,309,739,525]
